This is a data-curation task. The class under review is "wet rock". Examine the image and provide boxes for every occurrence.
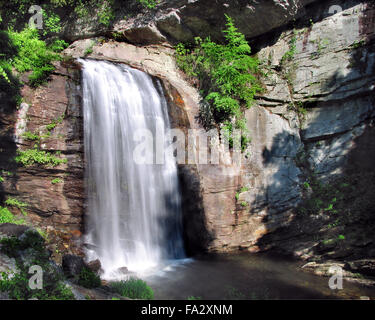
[62,254,86,278]
[345,259,375,277]
[87,259,101,273]
[316,240,337,254]
[117,267,129,274]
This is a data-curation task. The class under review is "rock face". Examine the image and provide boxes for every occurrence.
[112,0,320,45]
[0,62,84,259]
[62,0,321,45]
[1,0,374,267]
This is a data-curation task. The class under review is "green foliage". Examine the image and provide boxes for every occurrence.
[235,186,249,201]
[97,1,115,26]
[187,296,202,300]
[15,144,67,167]
[77,267,101,289]
[84,47,93,56]
[138,0,158,9]
[42,9,62,36]
[176,15,262,151]
[281,32,297,64]
[0,206,25,225]
[0,33,22,108]
[351,39,366,49]
[22,131,40,141]
[51,178,63,184]
[48,39,69,53]
[338,235,345,240]
[46,113,65,131]
[4,197,28,216]
[7,27,62,87]
[110,278,154,300]
[0,176,4,183]
[240,201,248,207]
[298,175,344,216]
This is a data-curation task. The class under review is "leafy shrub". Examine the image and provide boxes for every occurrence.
[42,9,63,36]
[77,267,101,289]
[97,1,115,26]
[176,15,262,150]
[110,278,154,300]
[15,144,67,167]
[22,131,40,141]
[0,27,66,87]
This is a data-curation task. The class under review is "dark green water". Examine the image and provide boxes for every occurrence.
[143,253,375,300]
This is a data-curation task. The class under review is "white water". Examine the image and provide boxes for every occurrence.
[80,59,185,279]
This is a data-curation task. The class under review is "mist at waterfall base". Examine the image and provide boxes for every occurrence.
[80,59,186,280]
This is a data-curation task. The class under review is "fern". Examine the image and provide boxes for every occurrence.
[176,15,262,150]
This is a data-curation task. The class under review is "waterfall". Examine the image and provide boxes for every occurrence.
[79,59,185,279]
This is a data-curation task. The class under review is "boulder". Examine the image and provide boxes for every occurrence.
[62,254,86,278]
[87,259,102,273]
[0,223,30,239]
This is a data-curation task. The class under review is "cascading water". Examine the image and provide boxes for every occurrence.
[79,59,185,279]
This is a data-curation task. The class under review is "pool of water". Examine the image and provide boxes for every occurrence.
[142,253,375,300]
